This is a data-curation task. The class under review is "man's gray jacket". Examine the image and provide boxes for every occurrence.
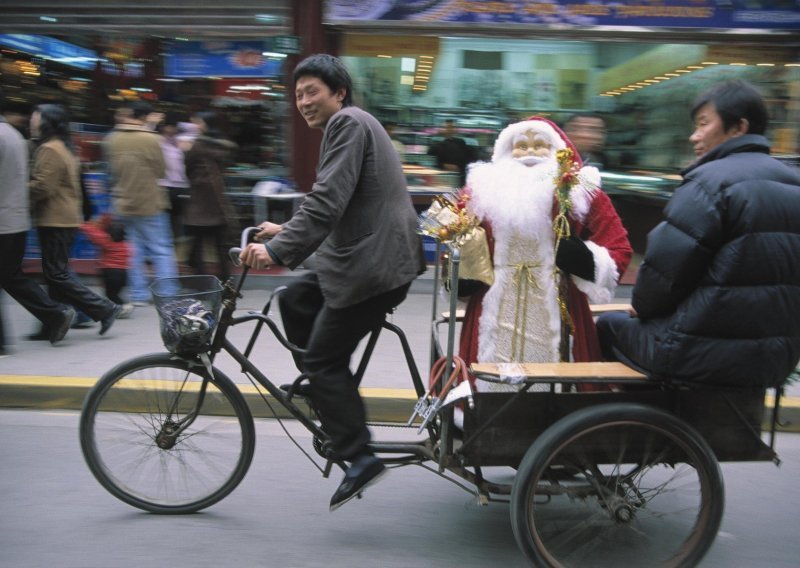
[268,106,425,309]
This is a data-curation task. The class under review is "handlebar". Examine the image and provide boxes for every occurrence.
[228,226,262,267]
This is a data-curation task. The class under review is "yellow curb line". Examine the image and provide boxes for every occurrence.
[1,375,796,404]
[0,375,419,400]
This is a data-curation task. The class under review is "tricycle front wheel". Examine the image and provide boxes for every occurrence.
[511,403,724,567]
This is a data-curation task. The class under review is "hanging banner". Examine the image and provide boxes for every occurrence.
[164,41,284,78]
[325,0,800,29]
[0,34,99,70]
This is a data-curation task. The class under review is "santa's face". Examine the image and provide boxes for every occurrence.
[511,131,553,167]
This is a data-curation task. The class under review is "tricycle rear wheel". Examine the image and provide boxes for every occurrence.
[510,403,724,567]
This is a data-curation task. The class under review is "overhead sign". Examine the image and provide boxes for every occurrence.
[325,0,800,29]
[0,34,99,70]
[164,40,284,78]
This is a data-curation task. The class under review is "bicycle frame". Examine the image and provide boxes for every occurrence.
[183,263,437,471]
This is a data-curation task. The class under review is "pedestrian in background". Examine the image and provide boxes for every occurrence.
[80,213,133,319]
[157,111,190,241]
[563,112,609,170]
[427,118,474,185]
[240,54,425,511]
[183,110,238,283]
[28,104,120,338]
[104,101,178,305]
[0,96,75,351]
[597,79,800,389]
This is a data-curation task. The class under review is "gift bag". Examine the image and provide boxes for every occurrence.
[455,226,493,286]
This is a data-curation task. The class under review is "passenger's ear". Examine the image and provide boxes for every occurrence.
[735,117,750,136]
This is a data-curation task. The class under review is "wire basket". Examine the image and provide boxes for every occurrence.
[151,276,223,355]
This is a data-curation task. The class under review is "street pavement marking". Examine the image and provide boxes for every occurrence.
[0,375,794,405]
[0,375,418,399]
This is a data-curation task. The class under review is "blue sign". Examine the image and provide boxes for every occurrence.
[325,0,800,29]
[0,34,99,70]
[164,41,284,78]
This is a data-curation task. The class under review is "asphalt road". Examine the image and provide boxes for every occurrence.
[2,410,799,568]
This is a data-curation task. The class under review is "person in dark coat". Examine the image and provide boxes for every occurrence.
[427,119,474,185]
[183,111,238,283]
[597,79,800,389]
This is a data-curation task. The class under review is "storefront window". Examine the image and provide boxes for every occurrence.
[341,36,799,173]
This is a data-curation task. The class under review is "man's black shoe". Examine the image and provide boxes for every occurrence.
[99,304,122,336]
[49,307,76,345]
[329,454,386,512]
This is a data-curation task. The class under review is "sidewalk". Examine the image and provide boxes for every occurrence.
[1,271,798,431]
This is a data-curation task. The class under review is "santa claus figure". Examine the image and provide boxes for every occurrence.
[458,116,632,391]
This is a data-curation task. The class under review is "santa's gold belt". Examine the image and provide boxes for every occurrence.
[507,262,541,360]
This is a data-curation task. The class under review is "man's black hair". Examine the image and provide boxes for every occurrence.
[691,79,768,135]
[293,54,353,107]
[0,97,33,116]
[128,100,153,120]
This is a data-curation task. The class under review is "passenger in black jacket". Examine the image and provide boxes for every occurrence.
[597,79,800,388]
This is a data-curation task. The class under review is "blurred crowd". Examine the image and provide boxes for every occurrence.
[0,95,238,356]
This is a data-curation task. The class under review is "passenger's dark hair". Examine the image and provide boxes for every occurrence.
[35,104,72,148]
[293,54,353,107]
[128,100,153,120]
[690,79,768,135]
[107,219,126,243]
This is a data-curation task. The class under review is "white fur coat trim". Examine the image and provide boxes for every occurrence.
[571,239,619,305]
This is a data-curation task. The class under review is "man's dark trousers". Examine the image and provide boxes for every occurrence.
[279,271,410,461]
[0,231,65,326]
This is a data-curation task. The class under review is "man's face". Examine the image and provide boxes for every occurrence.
[689,102,743,158]
[295,75,344,130]
[511,131,553,167]
[565,116,606,154]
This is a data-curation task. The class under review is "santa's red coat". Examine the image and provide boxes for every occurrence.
[459,189,632,383]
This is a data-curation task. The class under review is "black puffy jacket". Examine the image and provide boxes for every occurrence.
[616,134,800,388]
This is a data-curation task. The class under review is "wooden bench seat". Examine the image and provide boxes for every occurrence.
[470,361,647,383]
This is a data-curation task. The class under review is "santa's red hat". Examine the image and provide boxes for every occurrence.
[491,116,583,168]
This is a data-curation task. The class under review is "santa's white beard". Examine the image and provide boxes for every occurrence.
[467,158,558,236]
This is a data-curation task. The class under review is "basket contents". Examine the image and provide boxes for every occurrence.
[151,276,222,355]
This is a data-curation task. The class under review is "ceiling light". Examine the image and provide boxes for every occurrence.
[255,14,282,24]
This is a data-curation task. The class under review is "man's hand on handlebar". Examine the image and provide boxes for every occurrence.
[239,243,275,270]
[255,221,282,241]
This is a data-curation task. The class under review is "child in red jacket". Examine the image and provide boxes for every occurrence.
[81,214,133,318]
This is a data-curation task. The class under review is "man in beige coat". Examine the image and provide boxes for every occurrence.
[104,101,178,303]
